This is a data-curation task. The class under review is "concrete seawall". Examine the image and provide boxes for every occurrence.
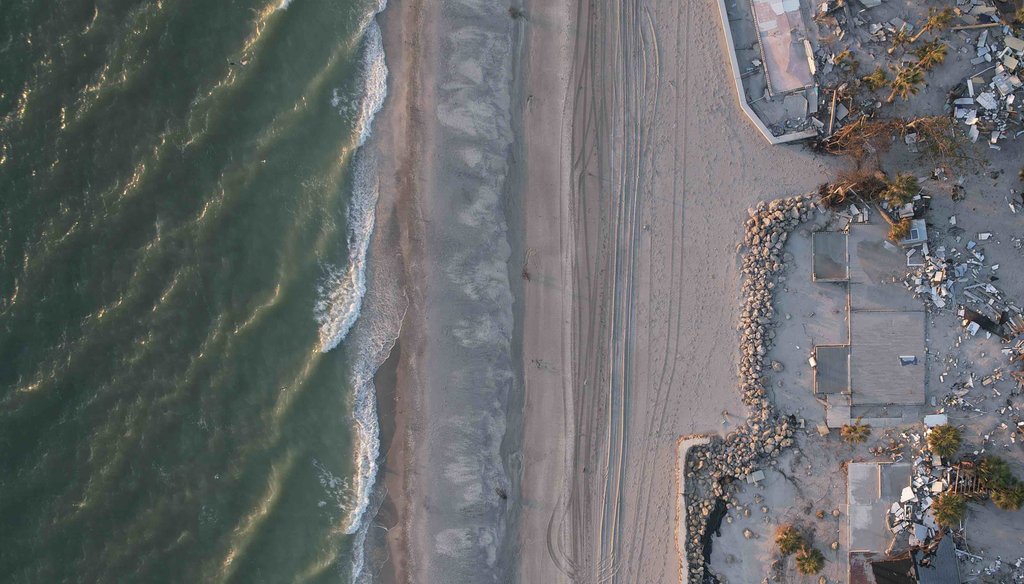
[713,0,817,145]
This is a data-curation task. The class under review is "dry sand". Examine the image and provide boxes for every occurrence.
[368,0,846,581]
[518,0,841,582]
[534,2,1024,582]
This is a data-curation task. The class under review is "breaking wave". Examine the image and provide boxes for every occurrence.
[314,14,388,354]
[310,3,394,582]
[340,196,406,583]
[345,295,403,582]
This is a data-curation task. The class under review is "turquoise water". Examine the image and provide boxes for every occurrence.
[0,0,388,581]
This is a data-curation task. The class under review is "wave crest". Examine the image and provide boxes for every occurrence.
[314,18,388,354]
[308,5,394,583]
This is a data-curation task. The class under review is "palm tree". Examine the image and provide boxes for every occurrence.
[914,39,948,71]
[841,418,871,444]
[927,425,962,459]
[888,28,913,55]
[889,218,911,242]
[911,8,954,42]
[882,173,920,207]
[775,525,805,555]
[991,484,1024,511]
[979,456,1014,490]
[978,455,1024,510]
[887,65,925,103]
[795,546,826,575]
[863,67,888,91]
[932,492,966,527]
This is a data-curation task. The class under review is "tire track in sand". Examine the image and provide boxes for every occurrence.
[557,0,659,580]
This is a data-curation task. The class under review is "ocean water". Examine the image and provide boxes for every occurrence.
[0,0,391,582]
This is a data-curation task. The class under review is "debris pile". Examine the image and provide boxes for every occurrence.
[1010,338,1024,394]
[809,0,1024,149]
[904,244,955,308]
[954,0,1004,27]
[949,27,1024,147]
[869,434,910,462]
[956,552,1024,582]
[885,448,949,548]
[682,195,814,582]
[940,377,987,413]
[903,234,1024,335]
[807,2,931,138]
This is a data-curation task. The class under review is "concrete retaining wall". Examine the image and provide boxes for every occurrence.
[713,0,818,145]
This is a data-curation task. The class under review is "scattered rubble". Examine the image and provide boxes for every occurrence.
[899,200,1024,417]
[903,229,1024,332]
[812,0,1024,149]
[949,26,1024,148]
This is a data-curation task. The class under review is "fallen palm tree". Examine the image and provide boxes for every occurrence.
[820,114,970,175]
[903,115,971,172]
[818,117,900,163]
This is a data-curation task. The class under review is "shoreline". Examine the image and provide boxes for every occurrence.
[363,336,402,583]
[361,0,425,580]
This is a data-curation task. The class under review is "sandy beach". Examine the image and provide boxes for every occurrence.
[369,0,841,581]
[369,0,520,581]
[517,0,841,581]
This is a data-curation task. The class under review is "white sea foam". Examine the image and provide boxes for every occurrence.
[314,16,388,354]
[342,336,381,538]
[309,3,393,582]
[276,0,293,10]
[343,256,406,584]
[346,347,384,578]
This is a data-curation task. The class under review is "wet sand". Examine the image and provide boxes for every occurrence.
[369,0,520,581]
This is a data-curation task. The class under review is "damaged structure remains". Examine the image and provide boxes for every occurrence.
[718,0,1024,148]
[810,223,928,428]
